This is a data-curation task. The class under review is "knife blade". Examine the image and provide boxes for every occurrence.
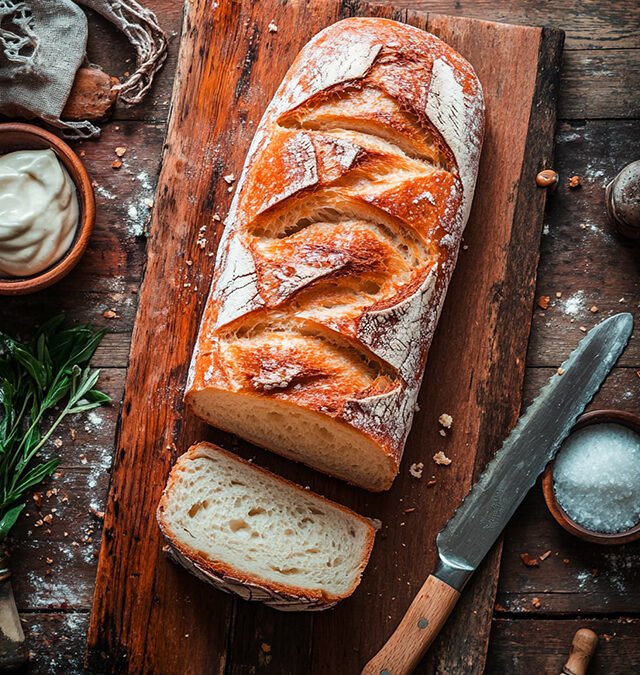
[362,313,633,675]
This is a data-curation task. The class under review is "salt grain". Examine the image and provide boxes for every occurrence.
[554,423,640,533]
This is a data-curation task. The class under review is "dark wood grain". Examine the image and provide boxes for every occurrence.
[5,0,640,673]
[487,618,640,674]
[83,0,640,123]
[85,1,563,673]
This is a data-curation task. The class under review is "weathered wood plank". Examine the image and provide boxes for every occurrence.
[527,120,640,368]
[21,613,89,675]
[87,1,563,673]
[497,488,640,615]
[558,49,640,119]
[392,0,640,50]
[523,367,639,410]
[82,0,639,123]
[12,1,640,673]
[487,618,640,674]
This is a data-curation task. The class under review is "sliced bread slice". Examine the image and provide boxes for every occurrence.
[157,442,377,611]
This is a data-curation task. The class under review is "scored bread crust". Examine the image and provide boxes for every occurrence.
[186,18,485,491]
[157,443,377,611]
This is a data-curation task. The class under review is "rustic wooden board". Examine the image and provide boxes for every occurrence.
[86,1,563,672]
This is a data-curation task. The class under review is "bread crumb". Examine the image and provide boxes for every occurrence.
[569,175,581,189]
[103,309,118,319]
[579,326,587,333]
[268,21,278,33]
[539,550,552,561]
[409,462,424,479]
[439,429,447,437]
[532,597,541,608]
[520,552,539,567]
[590,305,599,313]
[537,295,550,310]
[224,174,235,184]
[52,438,63,448]
[433,451,452,466]
[115,146,127,157]
[112,159,122,170]
[555,292,562,299]
[261,643,271,653]
[438,413,453,429]
[557,367,565,376]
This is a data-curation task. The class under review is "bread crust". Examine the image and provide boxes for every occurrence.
[157,442,377,610]
[186,17,484,489]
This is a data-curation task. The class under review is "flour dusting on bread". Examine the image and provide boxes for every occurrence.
[187,18,485,491]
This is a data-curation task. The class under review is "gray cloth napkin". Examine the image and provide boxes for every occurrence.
[0,0,167,137]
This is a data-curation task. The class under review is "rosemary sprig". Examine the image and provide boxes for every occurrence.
[0,316,110,540]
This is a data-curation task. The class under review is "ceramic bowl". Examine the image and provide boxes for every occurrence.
[0,122,95,295]
[542,409,640,545]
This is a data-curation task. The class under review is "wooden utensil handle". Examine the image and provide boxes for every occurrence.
[562,628,598,675]
[361,575,460,675]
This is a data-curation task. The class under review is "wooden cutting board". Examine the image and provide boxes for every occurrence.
[87,1,563,672]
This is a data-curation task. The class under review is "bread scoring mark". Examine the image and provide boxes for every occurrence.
[277,40,383,115]
[258,132,319,213]
[357,265,437,380]
[216,314,401,398]
[214,235,263,328]
[342,383,416,449]
[426,57,484,223]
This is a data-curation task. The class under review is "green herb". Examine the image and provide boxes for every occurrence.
[0,316,110,540]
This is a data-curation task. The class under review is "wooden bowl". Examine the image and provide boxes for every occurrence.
[0,122,95,295]
[542,410,640,545]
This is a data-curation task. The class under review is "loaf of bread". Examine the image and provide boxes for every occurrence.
[186,18,484,491]
[157,443,377,610]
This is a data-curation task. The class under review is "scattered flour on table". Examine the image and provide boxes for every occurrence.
[575,570,594,590]
[94,184,116,201]
[86,411,104,429]
[86,447,112,490]
[126,170,157,237]
[25,569,86,607]
[563,291,586,316]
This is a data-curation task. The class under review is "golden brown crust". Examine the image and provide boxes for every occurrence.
[187,17,484,489]
[157,442,377,609]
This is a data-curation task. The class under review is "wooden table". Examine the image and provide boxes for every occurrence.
[7,1,639,673]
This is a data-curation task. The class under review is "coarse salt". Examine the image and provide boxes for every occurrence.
[553,423,640,534]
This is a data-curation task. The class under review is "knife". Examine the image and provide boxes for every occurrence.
[362,313,633,675]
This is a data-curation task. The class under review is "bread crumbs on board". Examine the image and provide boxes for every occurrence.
[409,462,424,479]
[433,451,452,466]
[438,413,453,428]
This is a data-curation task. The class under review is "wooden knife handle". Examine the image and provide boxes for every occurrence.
[361,575,460,675]
[562,628,598,675]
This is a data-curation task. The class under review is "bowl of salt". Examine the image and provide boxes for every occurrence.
[542,410,640,545]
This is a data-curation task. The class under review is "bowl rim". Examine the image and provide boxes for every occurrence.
[542,409,640,545]
[0,122,95,296]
